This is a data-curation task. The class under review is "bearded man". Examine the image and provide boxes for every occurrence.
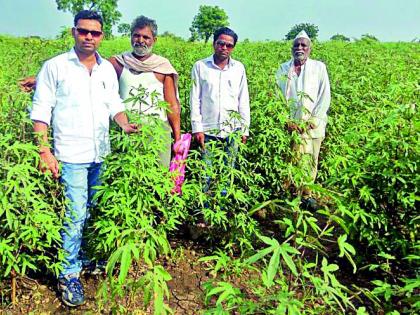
[20,16,181,167]
[109,16,181,166]
[276,30,331,208]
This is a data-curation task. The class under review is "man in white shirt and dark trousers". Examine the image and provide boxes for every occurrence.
[190,27,250,198]
[30,10,137,307]
[276,30,331,210]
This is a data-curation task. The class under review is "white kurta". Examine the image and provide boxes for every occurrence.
[276,58,331,139]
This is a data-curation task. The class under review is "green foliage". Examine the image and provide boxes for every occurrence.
[160,31,184,41]
[360,33,380,42]
[55,0,122,38]
[285,23,319,40]
[117,22,130,36]
[371,277,420,313]
[189,5,229,43]
[0,37,69,285]
[1,35,419,314]
[0,138,66,278]
[330,34,350,42]
[90,91,185,312]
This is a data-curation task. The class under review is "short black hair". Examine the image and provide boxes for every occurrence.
[213,27,238,46]
[74,10,103,29]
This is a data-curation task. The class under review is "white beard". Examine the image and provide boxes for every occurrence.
[133,44,153,57]
[294,52,306,61]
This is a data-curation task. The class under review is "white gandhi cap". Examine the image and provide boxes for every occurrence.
[294,30,311,41]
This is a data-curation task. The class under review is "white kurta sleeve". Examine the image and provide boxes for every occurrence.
[190,62,204,133]
[310,63,331,128]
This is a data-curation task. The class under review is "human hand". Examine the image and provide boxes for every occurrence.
[242,135,247,144]
[19,76,36,93]
[286,122,303,134]
[307,121,316,130]
[172,139,183,155]
[121,123,138,134]
[193,132,205,149]
[39,150,60,179]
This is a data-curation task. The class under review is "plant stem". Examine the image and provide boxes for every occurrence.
[11,269,16,305]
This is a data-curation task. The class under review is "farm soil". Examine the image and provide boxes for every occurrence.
[0,237,238,314]
[0,221,385,314]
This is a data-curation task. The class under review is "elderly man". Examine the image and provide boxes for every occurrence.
[22,16,181,167]
[276,30,331,207]
[190,27,250,196]
[30,10,136,307]
[109,16,181,166]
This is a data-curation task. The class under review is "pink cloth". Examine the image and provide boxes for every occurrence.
[169,133,192,195]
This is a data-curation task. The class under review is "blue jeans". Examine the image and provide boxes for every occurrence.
[202,134,238,194]
[59,162,102,277]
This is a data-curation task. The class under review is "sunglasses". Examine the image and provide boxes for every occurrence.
[216,40,234,49]
[75,27,103,38]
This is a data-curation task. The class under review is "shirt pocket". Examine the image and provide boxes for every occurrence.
[225,76,239,99]
[96,79,116,118]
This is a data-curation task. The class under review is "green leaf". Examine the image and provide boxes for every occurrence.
[245,246,274,265]
[266,247,280,287]
[118,245,132,284]
[279,244,298,276]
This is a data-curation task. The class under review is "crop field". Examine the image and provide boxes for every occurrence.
[0,34,419,314]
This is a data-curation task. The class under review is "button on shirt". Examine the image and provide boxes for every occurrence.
[30,48,125,163]
[190,55,250,138]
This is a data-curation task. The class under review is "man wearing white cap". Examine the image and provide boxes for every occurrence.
[276,30,331,208]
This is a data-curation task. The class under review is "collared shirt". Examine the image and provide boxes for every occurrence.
[190,55,250,138]
[30,48,125,163]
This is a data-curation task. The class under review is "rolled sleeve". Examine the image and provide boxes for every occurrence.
[30,62,57,125]
[108,95,125,119]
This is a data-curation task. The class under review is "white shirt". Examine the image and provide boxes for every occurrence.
[276,58,330,138]
[30,48,125,163]
[190,55,250,138]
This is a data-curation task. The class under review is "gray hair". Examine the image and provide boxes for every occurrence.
[130,16,158,37]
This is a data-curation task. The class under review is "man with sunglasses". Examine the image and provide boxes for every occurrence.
[190,27,250,211]
[21,15,181,167]
[276,30,331,210]
[30,10,137,307]
[190,27,250,149]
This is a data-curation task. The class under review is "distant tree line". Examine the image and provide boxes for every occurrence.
[56,1,381,42]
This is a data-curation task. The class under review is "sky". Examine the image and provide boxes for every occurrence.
[0,0,419,42]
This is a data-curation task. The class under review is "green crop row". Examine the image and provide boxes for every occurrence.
[0,34,418,313]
